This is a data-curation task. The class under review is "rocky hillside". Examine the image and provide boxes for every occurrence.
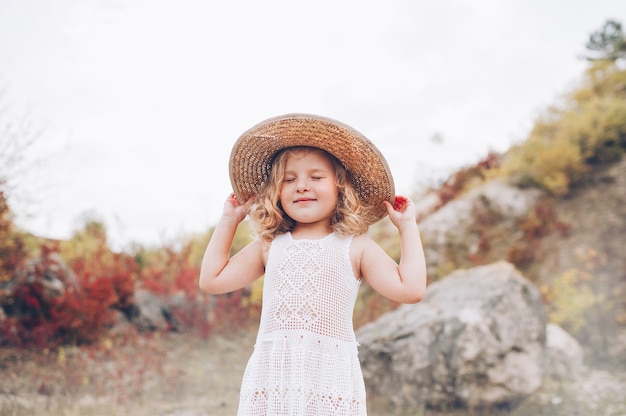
[403,57,626,371]
[407,155,626,369]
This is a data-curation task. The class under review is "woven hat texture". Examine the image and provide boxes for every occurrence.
[229,113,395,224]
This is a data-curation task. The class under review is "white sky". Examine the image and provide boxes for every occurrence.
[1,0,624,250]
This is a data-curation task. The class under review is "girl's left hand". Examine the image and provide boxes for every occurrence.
[383,195,417,228]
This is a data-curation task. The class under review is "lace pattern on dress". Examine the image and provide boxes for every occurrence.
[238,233,366,416]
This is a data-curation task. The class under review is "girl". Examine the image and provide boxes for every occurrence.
[199,114,427,415]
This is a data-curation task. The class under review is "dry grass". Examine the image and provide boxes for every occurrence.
[0,330,254,416]
[1,330,624,416]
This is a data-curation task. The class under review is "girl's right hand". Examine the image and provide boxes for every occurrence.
[222,193,253,223]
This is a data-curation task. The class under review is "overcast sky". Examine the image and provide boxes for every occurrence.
[1,0,624,250]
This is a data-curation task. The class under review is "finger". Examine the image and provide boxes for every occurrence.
[383,200,397,215]
[243,197,255,211]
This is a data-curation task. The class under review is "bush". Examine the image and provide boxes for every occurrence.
[0,242,136,348]
[501,61,626,195]
[0,191,27,284]
[544,267,605,333]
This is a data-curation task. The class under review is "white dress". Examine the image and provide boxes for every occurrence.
[238,232,367,416]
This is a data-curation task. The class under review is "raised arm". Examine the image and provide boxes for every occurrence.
[355,196,427,304]
[198,194,265,294]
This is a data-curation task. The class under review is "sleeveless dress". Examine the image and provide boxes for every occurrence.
[238,232,367,416]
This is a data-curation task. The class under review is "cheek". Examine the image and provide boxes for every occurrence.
[325,186,340,205]
[279,184,291,202]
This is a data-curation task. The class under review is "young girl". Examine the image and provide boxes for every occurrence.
[199,114,427,415]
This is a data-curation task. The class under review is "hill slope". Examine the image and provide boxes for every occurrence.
[411,156,625,369]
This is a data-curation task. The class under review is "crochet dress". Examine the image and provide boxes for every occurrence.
[238,232,367,416]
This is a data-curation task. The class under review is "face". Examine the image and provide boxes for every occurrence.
[279,149,339,231]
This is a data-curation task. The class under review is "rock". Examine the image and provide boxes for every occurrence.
[0,252,77,319]
[125,289,174,331]
[545,323,585,380]
[357,261,546,410]
[164,292,216,333]
[124,289,214,333]
[418,180,541,279]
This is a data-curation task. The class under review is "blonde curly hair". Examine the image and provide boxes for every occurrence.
[248,147,373,241]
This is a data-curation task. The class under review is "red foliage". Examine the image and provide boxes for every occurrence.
[140,267,170,295]
[136,243,217,337]
[507,199,570,269]
[469,235,492,266]
[140,247,195,296]
[174,266,200,299]
[1,214,236,347]
[0,241,139,347]
[434,151,501,205]
[49,278,117,345]
[211,290,255,332]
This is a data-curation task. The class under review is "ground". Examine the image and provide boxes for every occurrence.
[0,331,253,416]
[1,331,625,416]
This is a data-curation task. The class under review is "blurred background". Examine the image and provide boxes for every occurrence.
[1,1,625,415]
[0,0,623,250]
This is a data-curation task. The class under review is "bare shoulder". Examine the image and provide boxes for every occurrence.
[350,233,387,260]
[349,233,382,278]
[350,233,377,251]
[246,238,271,265]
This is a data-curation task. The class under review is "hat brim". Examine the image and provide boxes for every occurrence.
[229,113,395,225]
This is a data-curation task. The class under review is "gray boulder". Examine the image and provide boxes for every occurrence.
[545,323,585,380]
[126,288,174,331]
[419,180,541,280]
[357,261,546,410]
[121,289,213,333]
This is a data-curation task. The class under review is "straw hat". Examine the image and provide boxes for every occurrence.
[229,113,395,224]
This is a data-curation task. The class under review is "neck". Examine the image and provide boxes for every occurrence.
[291,222,332,240]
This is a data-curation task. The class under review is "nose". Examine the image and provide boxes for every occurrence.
[295,178,309,191]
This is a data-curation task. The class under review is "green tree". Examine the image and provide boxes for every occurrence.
[585,19,626,61]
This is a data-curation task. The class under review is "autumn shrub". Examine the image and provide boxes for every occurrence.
[0,191,27,284]
[133,240,203,327]
[60,221,138,317]
[0,193,47,346]
[500,61,626,195]
[0,212,141,347]
[434,151,501,204]
[0,191,32,345]
[1,203,264,347]
[506,199,570,270]
[0,241,136,347]
[544,268,605,334]
[48,275,118,346]
[61,219,223,338]
[1,216,220,346]
[542,248,610,348]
